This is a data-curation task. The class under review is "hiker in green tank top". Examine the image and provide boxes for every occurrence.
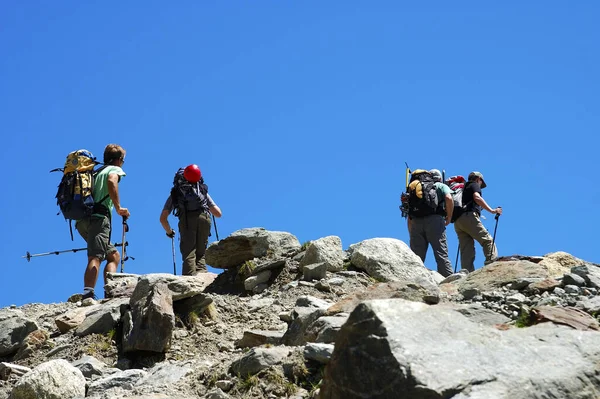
[74,144,130,300]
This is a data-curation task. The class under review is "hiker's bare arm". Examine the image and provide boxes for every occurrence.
[160,209,172,233]
[107,173,130,218]
[444,193,454,225]
[473,193,502,215]
[209,205,222,218]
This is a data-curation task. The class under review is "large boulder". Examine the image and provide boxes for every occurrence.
[9,359,85,399]
[122,282,174,354]
[205,228,300,269]
[348,238,435,284]
[320,298,600,399]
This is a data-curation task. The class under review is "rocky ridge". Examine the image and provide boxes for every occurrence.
[1,227,600,398]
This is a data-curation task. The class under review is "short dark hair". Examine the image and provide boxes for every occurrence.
[103,144,126,164]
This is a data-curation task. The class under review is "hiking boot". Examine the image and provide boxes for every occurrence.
[81,290,97,300]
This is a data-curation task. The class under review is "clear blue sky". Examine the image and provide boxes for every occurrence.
[1,2,598,307]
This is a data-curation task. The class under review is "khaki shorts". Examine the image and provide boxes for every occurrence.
[75,216,116,261]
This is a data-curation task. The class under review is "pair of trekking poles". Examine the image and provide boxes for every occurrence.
[26,214,220,276]
[23,216,134,273]
[453,212,501,274]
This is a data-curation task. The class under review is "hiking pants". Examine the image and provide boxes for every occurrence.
[409,214,453,277]
[178,211,212,276]
[454,211,497,272]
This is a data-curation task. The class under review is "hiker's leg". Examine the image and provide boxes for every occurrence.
[468,216,497,264]
[426,215,453,277]
[195,213,212,273]
[454,215,476,272]
[83,216,110,291]
[84,256,101,289]
[409,218,428,263]
[179,215,198,276]
[104,249,119,285]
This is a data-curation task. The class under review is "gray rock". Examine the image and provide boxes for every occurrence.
[104,273,139,298]
[564,285,581,295]
[304,315,349,344]
[563,273,587,287]
[244,270,271,291]
[349,238,436,284]
[87,369,147,397]
[229,347,291,377]
[300,236,344,272]
[282,307,328,347]
[10,359,85,399]
[122,282,174,354]
[75,298,127,337]
[55,306,100,334]
[505,293,528,305]
[136,361,193,387]
[206,228,301,269]
[572,265,600,289]
[442,303,511,326]
[143,273,217,301]
[327,278,345,286]
[71,355,108,379]
[251,259,287,275]
[576,296,600,314]
[0,310,38,357]
[304,343,334,364]
[321,298,600,399]
[302,262,328,281]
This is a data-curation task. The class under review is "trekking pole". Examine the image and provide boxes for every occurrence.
[212,215,220,241]
[23,243,128,262]
[491,212,501,250]
[454,244,460,274]
[120,216,129,272]
[171,236,177,275]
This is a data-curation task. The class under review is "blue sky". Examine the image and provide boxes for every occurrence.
[1,2,598,307]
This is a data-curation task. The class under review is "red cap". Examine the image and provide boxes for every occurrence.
[183,164,201,183]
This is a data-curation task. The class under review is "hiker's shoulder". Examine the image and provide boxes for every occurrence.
[103,165,126,176]
[434,182,451,194]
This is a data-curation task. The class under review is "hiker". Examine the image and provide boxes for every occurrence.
[407,169,454,277]
[454,171,503,272]
[75,144,130,299]
[160,164,222,275]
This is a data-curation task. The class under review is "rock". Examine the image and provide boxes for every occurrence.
[563,273,587,287]
[326,281,440,316]
[302,262,328,281]
[86,369,147,397]
[280,296,334,346]
[304,315,349,343]
[55,306,99,334]
[75,298,127,337]
[459,260,553,296]
[244,270,271,291]
[304,343,334,364]
[349,238,436,284]
[71,355,108,379]
[299,236,344,272]
[572,265,600,289]
[9,359,85,399]
[236,330,285,348]
[532,306,600,331]
[122,282,175,354]
[320,298,600,399]
[173,293,213,318]
[0,310,38,357]
[206,228,301,269]
[104,273,139,298]
[229,347,291,377]
[440,303,511,326]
